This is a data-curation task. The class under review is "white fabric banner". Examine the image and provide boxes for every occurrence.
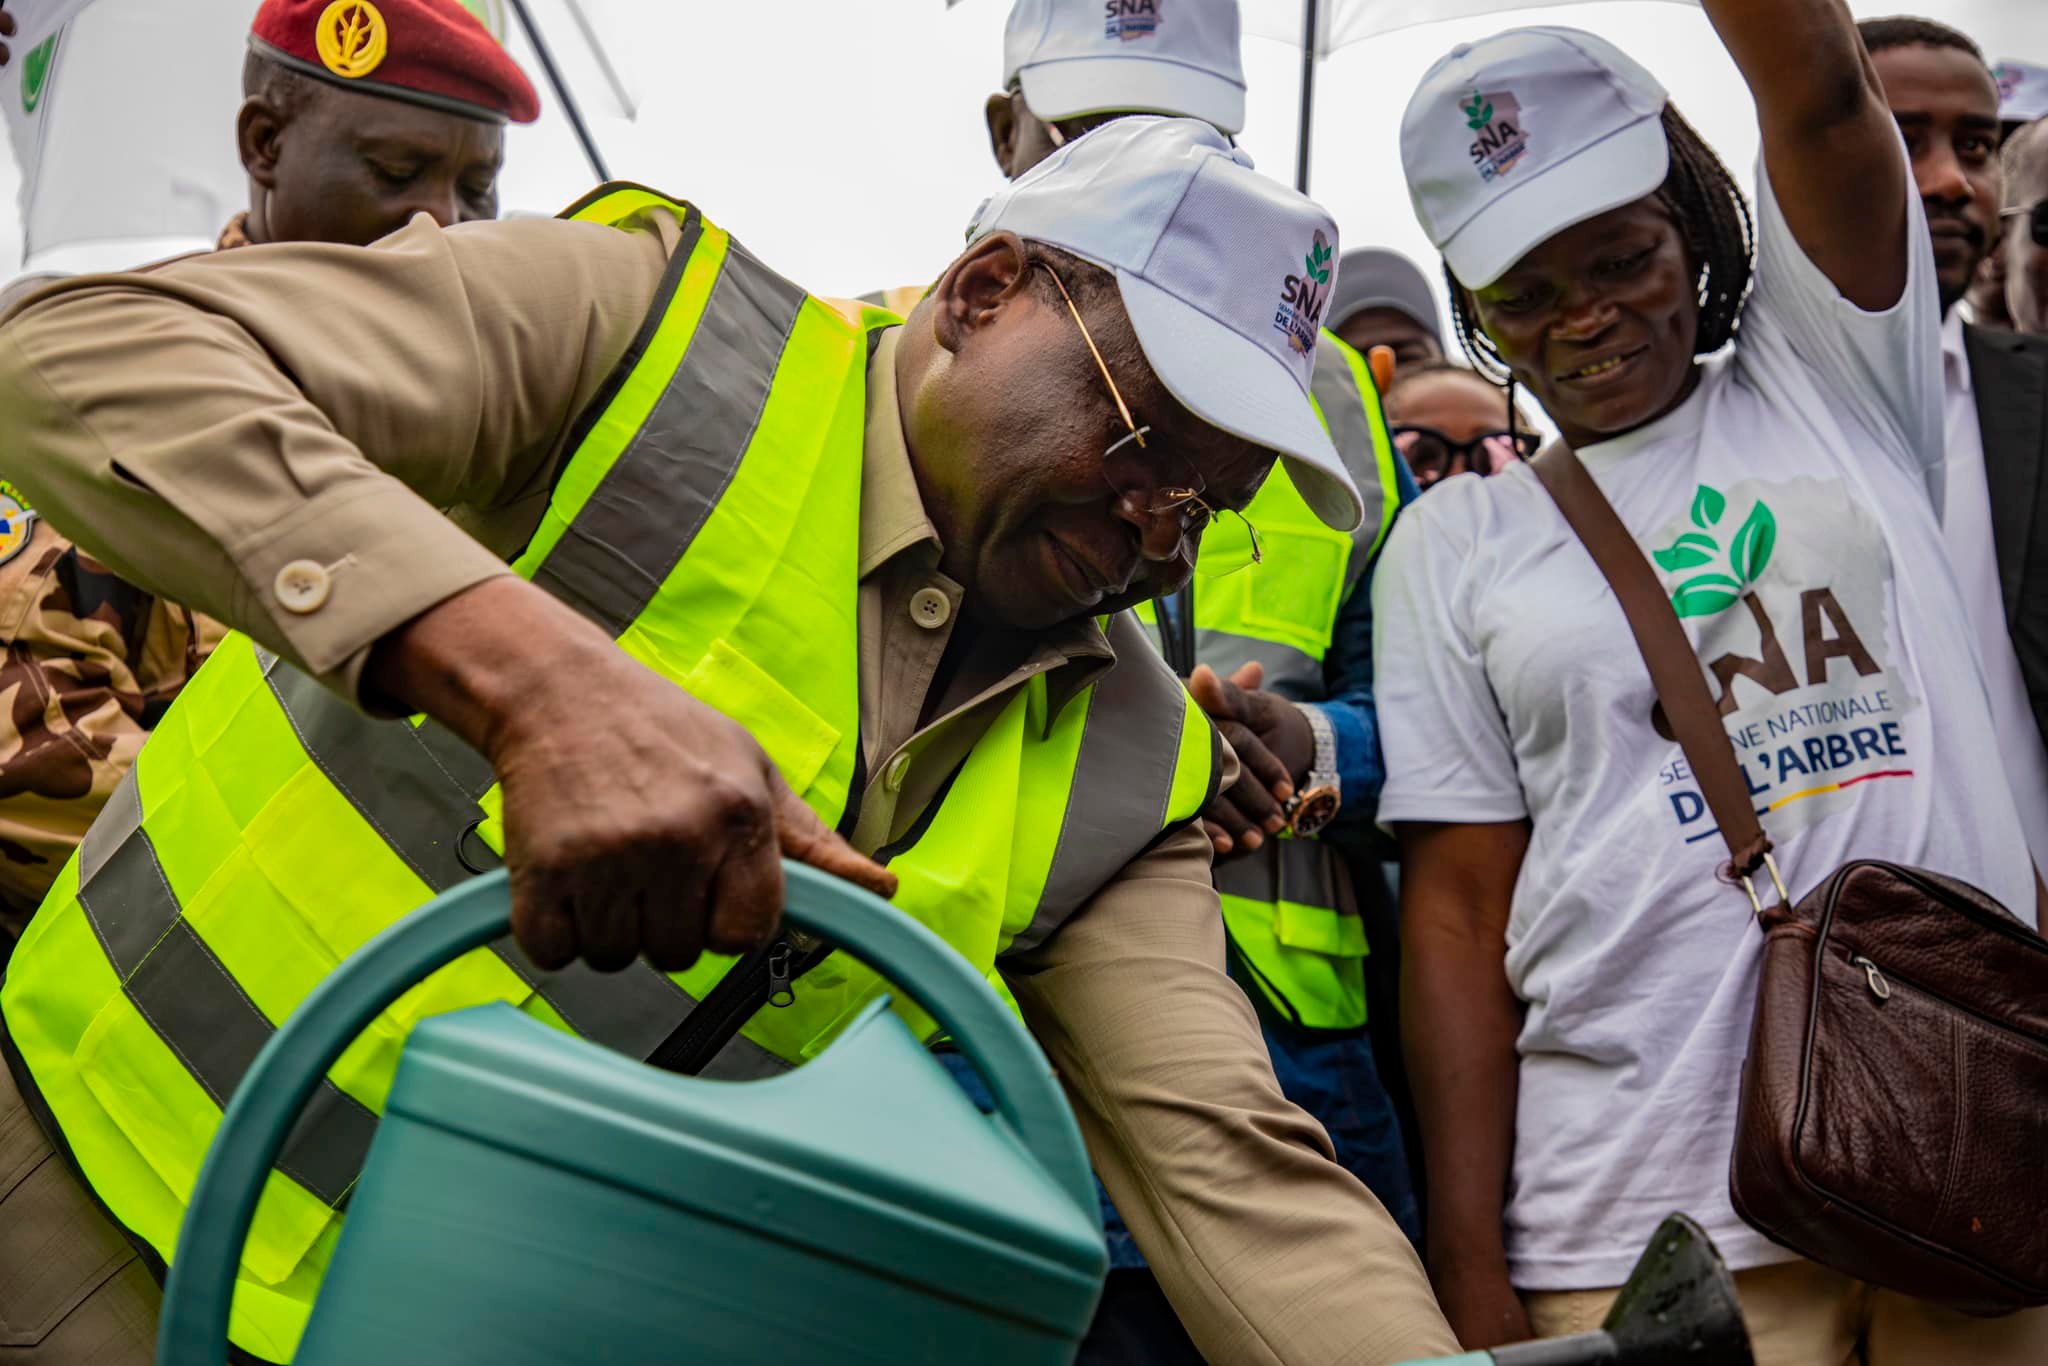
[0,0,97,76]
[3,0,250,275]
[0,0,633,276]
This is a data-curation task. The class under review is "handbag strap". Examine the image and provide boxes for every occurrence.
[1529,444,1785,905]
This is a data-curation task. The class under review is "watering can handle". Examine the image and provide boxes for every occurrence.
[156,862,1095,1365]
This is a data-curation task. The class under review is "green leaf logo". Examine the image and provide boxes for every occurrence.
[1462,92,1495,130]
[1652,531,1719,573]
[1672,573,1744,619]
[1689,484,1726,530]
[1654,486,1776,620]
[1305,234,1332,285]
[1729,500,1777,584]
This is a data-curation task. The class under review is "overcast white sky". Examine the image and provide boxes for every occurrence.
[2,0,2045,302]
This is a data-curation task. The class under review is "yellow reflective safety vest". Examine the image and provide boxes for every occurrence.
[1138,331,1400,1032]
[0,185,1218,1363]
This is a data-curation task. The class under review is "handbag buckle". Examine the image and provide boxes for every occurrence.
[1739,851,1789,917]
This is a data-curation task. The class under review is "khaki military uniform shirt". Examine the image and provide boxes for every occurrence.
[0,210,1455,1365]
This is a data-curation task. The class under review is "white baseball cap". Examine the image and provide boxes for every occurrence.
[1401,26,1670,289]
[1997,60,2048,125]
[969,117,1359,531]
[1003,0,1246,137]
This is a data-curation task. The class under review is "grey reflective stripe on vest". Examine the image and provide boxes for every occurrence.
[531,241,810,637]
[1310,343,1383,497]
[1193,627,1323,701]
[1213,831,1341,912]
[1310,342,1390,596]
[1009,613,1200,954]
[249,649,780,1068]
[74,771,378,1207]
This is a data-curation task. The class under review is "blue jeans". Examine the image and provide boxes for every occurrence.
[938,1012,1420,1269]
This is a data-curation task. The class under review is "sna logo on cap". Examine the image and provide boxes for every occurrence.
[1104,0,1161,42]
[1464,89,1529,182]
[317,0,389,81]
[1996,63,2022,103]
[1274,230,1333,357]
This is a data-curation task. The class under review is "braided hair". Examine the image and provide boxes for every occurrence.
[1446,104,1757,387]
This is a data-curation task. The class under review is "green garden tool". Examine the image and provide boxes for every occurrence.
[158,863,1108,1365]
[1397,1213,1755,1366]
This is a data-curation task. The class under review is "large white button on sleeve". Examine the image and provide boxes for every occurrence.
[274,560,333,614]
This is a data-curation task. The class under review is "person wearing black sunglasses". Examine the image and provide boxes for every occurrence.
[1384,361,1542,490]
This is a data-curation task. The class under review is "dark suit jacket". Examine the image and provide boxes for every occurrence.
[1964,323,2048,751]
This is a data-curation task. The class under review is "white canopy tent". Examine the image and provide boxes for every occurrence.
[1,1,2044,295]
[0,0,634,277]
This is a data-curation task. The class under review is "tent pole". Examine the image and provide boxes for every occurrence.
[1295,0,1319,194]
[560,0,637,120]
[506,0,612,183]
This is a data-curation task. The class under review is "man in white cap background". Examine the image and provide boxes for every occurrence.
[1326,246,1447,370]
[0,115,1460,1363]
[977,8,1429,1341]
[1375,0,2047,1360]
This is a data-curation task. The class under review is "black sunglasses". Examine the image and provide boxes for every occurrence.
[2003,200,2048,248]
[1391,425,1541,486]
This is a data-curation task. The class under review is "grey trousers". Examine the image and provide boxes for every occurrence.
[0,1051,159,1364]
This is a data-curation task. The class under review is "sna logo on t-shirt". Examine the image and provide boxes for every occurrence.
[1648,478,1920,844]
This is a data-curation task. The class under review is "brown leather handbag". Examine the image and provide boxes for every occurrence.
[1532,443,2048,1315]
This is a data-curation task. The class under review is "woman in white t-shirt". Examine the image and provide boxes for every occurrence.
[1375,4,2048,1362]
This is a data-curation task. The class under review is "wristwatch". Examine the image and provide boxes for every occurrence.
[1282,703,1341,838]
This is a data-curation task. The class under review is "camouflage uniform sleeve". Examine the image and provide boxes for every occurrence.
[0,494,221,932]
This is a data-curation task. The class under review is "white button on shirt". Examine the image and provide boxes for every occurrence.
[1941,309,2048,874]
[909,585,952,630]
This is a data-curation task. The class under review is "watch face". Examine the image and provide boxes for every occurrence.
[1288,785,1341,838]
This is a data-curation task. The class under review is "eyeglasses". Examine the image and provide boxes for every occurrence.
[1035,262,1262,577]
[2001,200,2048,248]
[1392,425,1541,488]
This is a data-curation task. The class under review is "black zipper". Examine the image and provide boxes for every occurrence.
[646,743,970,1076]
[645,931,830,1076]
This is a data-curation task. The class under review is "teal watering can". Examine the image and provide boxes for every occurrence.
[157,863,1109,1365]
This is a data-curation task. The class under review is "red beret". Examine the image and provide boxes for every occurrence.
[250,0,541,125]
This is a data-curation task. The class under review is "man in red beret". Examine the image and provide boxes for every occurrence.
[226,0,540,249]
[0,0,536,954]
